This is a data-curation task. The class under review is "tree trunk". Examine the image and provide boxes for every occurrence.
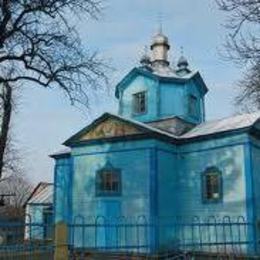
[0,83,12,179]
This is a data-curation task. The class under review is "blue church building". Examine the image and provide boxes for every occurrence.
[50,31,260,254]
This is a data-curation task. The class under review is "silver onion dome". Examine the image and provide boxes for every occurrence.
[151,32,170,50]
[177,55,189,68]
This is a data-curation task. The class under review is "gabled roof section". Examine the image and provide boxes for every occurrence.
[63,112,178,146]
[60,112,260,148]
[147,116,195,136]
[115,66,208,98]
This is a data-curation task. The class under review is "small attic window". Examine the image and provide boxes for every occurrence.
[133,91,147,115]
[188,95,198,117]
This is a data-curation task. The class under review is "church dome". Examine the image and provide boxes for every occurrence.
[176,54,191,75]
[151,32,170,49]
[150,31,170,67]
[140,53,151,66]
[177,55,189,68]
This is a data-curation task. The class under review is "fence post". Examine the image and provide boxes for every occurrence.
[54,221,69,260]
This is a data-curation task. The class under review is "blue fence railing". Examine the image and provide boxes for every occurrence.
[0,214,259,258]
[0,215,54,259]
[68,215,259,257]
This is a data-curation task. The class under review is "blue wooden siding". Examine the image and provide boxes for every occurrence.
[54,157,72,224]
[184,79,205,123]
[52,134,254,250]
[251,137,260,220]
[250,136,260,253]
[70,140,155,248]
[153,136,249,251]
[119,75,158,122]
[26,205,45,239]
[159,82,185,118]
[71,140,152,220]
[155,135,248,216]
[118,74,205,124]
[50,123,260,254]
[159,80,204,124]
[176,135,247,218]
[157,144,177,250]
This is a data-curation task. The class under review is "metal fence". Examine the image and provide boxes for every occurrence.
[68,215,258,259]
[0,217,54,260]
[0,215,258,259]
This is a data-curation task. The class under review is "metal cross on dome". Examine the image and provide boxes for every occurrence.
[156,0,169,34]
[157,2,164,34]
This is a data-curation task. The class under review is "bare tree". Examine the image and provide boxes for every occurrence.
[0,83,23,181]
[0,83,13,179]
[0,174,32,219]
[0,0,109,178]
[216,0,260,110]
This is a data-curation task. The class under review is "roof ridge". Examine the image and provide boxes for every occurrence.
[195,111,260,126]
[181,111,260,139]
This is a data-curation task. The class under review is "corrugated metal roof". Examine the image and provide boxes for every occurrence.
[27,183,53,205]
[181,112,260,139]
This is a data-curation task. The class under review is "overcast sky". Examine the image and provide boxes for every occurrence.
[13,0,243,185]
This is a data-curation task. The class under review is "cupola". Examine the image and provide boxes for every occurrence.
[140,46,151,67]
[116,30,208,125]
[176,55,191,75]
[140,54,151,66]
[150,30,170,67]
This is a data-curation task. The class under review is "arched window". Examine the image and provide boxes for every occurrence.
[202,167,222,203]
[96,162,121,196]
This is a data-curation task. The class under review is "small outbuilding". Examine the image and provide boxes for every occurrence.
[24,182,53,240]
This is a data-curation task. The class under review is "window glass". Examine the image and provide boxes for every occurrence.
[203,167,222,202]
[206,174,219,199]
[133,91,147,114]
[96,169,121,196]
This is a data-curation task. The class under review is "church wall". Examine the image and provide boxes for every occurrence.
[159,82,185,119]
[54,157,72,224]
[71,140,154,219]
[52,132,258,252]
[185,79,205,123]
[70,139,157,248]
[155,141,178,218]
[153,134,250,252]
[159,80,204,124]
[119,75,158,122]
[177,135,250,253]
[118,74,206,125]
[250,135,260,219]
[155,141,178,250]
[176,134,247,218]
[250,136,260,242]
